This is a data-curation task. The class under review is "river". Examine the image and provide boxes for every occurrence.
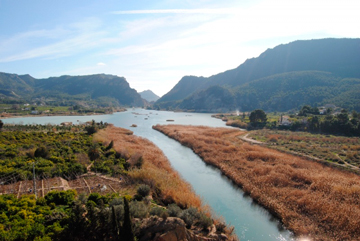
[3,109,294,241]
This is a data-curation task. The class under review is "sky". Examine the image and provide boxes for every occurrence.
[1,0,360,97]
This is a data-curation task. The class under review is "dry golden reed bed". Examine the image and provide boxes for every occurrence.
[153,124,360,241]
[94,124,202,209]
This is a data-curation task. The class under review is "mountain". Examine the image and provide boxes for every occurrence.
[0,73,144,107]
[138,90,160,102]
[155,38,360,112]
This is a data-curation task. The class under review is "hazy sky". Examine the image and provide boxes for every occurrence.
[1,0,359,96]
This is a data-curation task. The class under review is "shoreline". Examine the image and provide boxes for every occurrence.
[0,108,127,119]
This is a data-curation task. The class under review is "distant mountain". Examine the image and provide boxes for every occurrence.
[0,73,144,107]
[138,90,160,102]
[155,38,360,112]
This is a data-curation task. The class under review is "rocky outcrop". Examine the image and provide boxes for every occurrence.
[135,216,230,241]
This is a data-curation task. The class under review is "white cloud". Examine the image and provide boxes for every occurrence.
[0,18,105,63]
[2,0,359,96]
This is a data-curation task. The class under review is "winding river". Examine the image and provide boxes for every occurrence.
[3,109,294,240]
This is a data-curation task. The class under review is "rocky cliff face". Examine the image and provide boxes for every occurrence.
[135,217,231,241]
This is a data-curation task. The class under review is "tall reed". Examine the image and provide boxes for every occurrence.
[153,124,360,241]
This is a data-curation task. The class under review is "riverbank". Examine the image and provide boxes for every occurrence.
[94,125,237,240]
[0,107,126,119]
[0,123,236,240]
[153,124,360,240]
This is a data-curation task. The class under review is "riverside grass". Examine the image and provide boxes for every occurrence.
[93,124,203,209]
[153,124,360,241]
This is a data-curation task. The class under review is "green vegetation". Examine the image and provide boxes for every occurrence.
[249,109,267,126]
[249,129,360,172]
[0,124,232,240]
[155,39,360,112]
[0,122,126,183]
[222,106,360,137]
[0,102,121,118]
[0,72,144,109]
[0,189,213,240]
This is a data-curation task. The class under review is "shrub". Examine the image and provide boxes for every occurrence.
[88,192,109,206]
[34,146,49,158]
[85,125,97,135]
[198,212,213,230]
[179,207,199,227]
[45,190,77,206]
[129,201,148,218]
[149,206,165,216]
[137,184,150,197]
[36,197,47,206]
[215,221,227,233]
[167,203,182,217]
[105,140,114,151]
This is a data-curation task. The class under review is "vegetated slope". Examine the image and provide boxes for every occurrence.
[177,85,236,112]
[0,72,35,97]
[233,71,350,112]
[0,72,144,107]
[156,75,207,103]
[138,89,160,102]
[153,124,360,241]
[155,38,360,112]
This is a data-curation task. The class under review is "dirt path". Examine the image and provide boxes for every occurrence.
[241,133,360,172]
[238,133,265,145]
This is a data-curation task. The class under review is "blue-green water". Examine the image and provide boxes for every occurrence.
[3,109,294,240]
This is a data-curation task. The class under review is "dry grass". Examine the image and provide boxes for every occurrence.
[94,124,202,209]
[249,129,360,171]
[153,124,360,241]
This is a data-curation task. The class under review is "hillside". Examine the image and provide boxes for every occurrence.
[138,89,160,102]
[155,38,360,112]
[0,72,144,107]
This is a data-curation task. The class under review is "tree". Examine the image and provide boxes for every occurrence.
[34,146,49,158]
[88,144,100,161]
[308,116,320,132]
[298,105,319,116]
[0,120,3,130]
[249,109,267,123]
[122,197,135,241]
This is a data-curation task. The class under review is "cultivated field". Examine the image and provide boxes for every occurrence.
[0,174,131,198]
[248,129,360,172]
[153,124,360,241]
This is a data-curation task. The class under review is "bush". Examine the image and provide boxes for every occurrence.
[198,212,213,230]
[167,203,182,217]
[150,206,166,216]
[45,190,77,206]
[179,207,199,227]
[85,125,97,135]
[129,201,148,218]
[87,193,109,206]
[215,221,227,233]
[34,146,49,158]
[137,184,150,197]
